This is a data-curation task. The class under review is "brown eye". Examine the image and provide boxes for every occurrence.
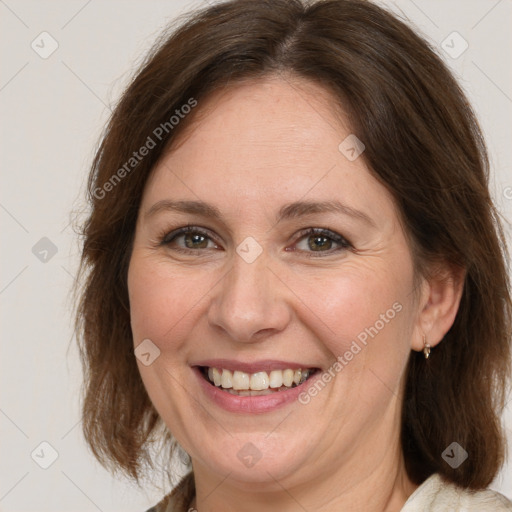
[293,228,351,256]
[307,234,333,251]
[183,232,209,249]
[162,227,219,252]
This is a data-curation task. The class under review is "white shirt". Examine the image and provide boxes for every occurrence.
[401,473,512,511]
[148,471,512,511]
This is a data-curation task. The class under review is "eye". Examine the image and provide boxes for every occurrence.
[291,228,351,256]
[161,226,219,253]
[159,225,351,257]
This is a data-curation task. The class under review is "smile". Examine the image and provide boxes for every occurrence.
[192,360,322,412]
[200,367,318,396]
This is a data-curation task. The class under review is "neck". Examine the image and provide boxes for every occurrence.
[191,383,418,511]
[191,435,418,512]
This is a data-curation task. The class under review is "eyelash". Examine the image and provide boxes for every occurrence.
[159,225,352,258]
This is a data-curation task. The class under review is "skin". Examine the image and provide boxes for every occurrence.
[128,75,464,511]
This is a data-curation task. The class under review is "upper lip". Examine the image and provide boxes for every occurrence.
[192,359,318,374]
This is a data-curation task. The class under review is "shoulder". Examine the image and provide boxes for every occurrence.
[145,472,195,512]
[402,473,512,511]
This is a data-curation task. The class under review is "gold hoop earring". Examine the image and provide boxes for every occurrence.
[423,335,431,359]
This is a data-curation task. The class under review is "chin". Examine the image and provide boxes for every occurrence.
[191,431,312,486]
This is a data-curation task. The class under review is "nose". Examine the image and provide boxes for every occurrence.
[207,251,291,343]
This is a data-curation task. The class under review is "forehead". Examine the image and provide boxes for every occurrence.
[141,77,396,226]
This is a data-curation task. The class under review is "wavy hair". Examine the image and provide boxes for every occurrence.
[75,0,512,488]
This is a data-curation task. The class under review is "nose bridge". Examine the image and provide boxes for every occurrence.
[207,249,289,342]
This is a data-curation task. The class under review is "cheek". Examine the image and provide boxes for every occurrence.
[300,262,410,341]
[294,258,415,391]
[127,252,204,349]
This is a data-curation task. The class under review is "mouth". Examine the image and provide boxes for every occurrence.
[197,366,320,396]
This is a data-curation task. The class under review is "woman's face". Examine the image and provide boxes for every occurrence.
[128,77,423,489]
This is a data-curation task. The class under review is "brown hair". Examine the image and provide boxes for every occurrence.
[75,0,512,489]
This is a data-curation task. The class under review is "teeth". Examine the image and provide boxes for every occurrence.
[226,388,274,396]
[212,368,222,386]
[232,370,250,390]
[282,369,294,387]
[269,370,283,388]
[205,367,313,392]
[250,372,269,391]
[221,369,233,389]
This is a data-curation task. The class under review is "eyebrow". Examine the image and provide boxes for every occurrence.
[145,199,376,227]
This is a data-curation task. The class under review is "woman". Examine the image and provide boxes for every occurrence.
[75,0,512,510]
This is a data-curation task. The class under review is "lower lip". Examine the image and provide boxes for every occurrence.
[193,367,319,414]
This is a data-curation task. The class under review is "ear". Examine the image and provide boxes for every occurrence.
[411,264,465,352]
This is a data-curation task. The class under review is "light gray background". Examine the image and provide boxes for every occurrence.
[1,1,511,510]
